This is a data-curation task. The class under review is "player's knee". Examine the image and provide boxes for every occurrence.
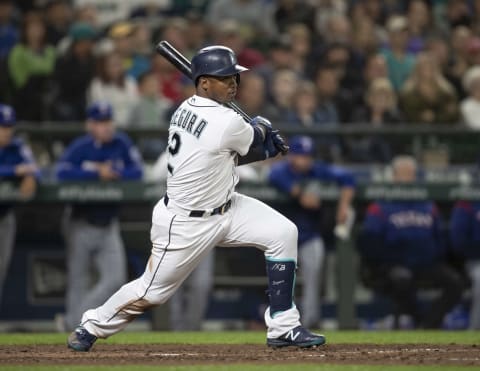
[270,219,298,256]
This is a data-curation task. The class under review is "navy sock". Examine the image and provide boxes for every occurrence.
[266,259,296,317]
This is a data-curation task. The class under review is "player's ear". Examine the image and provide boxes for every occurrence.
[198,76,209,91]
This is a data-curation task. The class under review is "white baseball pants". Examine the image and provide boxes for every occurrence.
[81,192,301,338]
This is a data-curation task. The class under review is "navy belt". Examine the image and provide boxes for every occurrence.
[164,194,231,217]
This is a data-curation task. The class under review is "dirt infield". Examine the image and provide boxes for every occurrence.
[1,343,479,367]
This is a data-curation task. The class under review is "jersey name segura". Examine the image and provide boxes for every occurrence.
[170,107,208,139]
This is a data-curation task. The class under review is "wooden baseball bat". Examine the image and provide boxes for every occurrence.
[155,40,252,123]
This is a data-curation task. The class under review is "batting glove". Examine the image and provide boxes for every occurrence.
[251,116,273,139]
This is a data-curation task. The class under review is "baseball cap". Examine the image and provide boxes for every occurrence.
[289,135,314,155]
[0,104,16,127]
[86,101,113,121]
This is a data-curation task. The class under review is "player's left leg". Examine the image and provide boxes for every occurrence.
[221,193,325,348]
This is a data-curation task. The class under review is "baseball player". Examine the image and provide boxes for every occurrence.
[358,155,463,328]
[268,135,355,328]
[0,103,39,304]
[450,201,480,329]
[67,45,325,351]
[56,101,143,331]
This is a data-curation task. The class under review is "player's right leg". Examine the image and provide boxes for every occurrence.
[221,193,325,348]
[467,261,480,329]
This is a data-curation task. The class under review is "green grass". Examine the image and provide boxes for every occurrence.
[0,330,477,345]
[1,331,479,371]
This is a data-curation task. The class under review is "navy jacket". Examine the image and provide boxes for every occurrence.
[268,160,355,245]
[360,201,444,268]
[0,137,40,216]
[56,132,143,225]
[450,201,480,261]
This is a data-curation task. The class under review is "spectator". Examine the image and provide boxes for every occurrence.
[267,68,299,123]
[236,72,277,118]
[268,135,355,328]
[44,0,73,46]
[450,200,480,329]
[381,15,416,91]
[400,52,459,124]
[285,23,312,77]
[313,0,347,37]
[254,36,295,103]
[213,19,265,69]
[286,80,334,127]
[205,0,275,38]
[405,0,432,54]
[0,0,17,103]
[109,21,150,79]
[461,66,480,129]
[353,77,402,125]
[128,70,172,160]
[0,0,18,59]
[87,50,139,128]
[7,11,56,121]
[73,0,132,29]
[313,65,340,125]
[447,26,473,99]
[0,104,39,305]
[55,101,143,331]
[52,22,96,121]
[358,155,463,328]
[349,78,400,163]
[273,0,316,34]
[128,70,171,128]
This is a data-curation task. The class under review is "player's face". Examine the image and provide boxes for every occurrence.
[198,74,238,103]
[87,120,115,143]
[0,126,13,147]
[289,154,314,173]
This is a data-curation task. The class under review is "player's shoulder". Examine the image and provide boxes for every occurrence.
[113,131,134,147]
[67,134,94,151]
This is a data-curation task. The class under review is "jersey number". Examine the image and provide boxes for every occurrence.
[167,132,181,174]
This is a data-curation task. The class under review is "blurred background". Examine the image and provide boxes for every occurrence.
[1,0,480,333]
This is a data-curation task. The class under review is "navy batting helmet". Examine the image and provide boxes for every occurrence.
[191,46,248,84]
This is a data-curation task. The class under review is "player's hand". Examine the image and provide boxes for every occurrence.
[19,175,37,200]
[15,163,38,176]
[299,192,321,210]
[97,162,120,180]
[271,130,289,155]
[251,116,272,139]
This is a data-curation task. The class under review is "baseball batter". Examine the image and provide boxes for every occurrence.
[67,45,326,351]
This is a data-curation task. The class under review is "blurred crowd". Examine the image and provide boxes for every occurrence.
[2,0,480,164]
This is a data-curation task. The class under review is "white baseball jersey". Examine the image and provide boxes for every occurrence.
[166,95,253,210]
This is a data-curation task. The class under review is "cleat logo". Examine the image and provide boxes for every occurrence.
[286,330,301,341]
[272,280,284,286]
